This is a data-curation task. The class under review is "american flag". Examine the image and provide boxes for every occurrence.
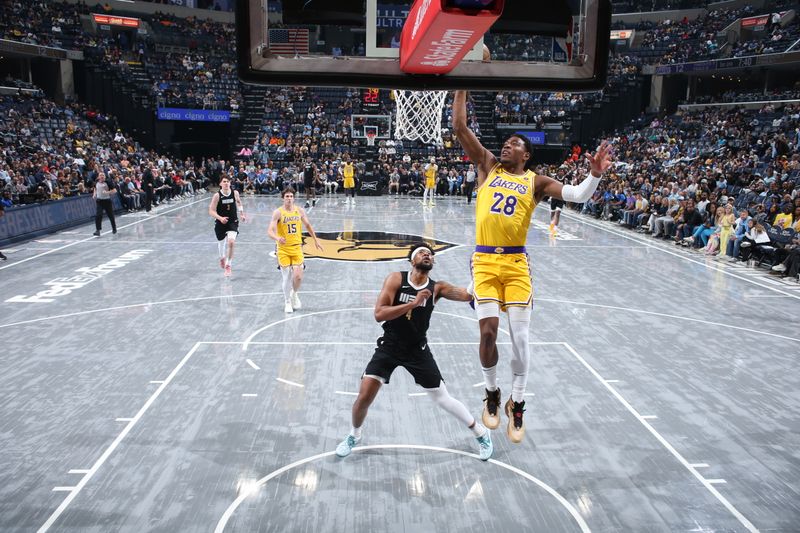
[268,28,310,55]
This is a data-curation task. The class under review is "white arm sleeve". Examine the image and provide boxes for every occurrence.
[559,172,602,203]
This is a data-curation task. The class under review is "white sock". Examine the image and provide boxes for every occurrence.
[470,420,487,438]
[350,426,362,439]
[217,240,226,258]
[508,307,531,403]
[226,258,232,267]
[481,365,497,391]
[281,268,293,302]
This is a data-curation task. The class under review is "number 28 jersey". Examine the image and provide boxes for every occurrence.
[277,207,302,246]
[475,164,538,247]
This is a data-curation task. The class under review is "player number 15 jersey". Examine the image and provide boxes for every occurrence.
[277,207,302,246]
[475,164,538,247]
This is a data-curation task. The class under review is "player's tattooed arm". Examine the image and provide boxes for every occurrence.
[374,272,427,322]
[435,281,473,303]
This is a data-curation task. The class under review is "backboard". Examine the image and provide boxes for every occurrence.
[236,0,611,91]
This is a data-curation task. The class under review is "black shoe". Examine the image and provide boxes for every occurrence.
[112,229,117,234]
[505,398,526,443]
[0,252,7,261]
[93,231,101,236]
[481,388,501,429]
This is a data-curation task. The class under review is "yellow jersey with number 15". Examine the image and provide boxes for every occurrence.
[277,207,302,246]
[475,164,537,247]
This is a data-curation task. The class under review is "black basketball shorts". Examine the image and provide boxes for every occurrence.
[363,337,443,389]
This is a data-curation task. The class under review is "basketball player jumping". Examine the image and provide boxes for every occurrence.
[335,244,493,461]
[209,176,245,277]
[453,90,612,443]
[267,187,323,313]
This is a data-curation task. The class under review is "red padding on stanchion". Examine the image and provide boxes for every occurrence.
[400,0,504,75]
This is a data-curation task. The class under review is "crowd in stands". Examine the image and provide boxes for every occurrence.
[688,88,800,105]
[543,103,800,279]
[731,15,800,58]
[0,89,215,211]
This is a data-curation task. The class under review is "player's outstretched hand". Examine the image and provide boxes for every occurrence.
[586,141,613,176]
[414,289,432,307]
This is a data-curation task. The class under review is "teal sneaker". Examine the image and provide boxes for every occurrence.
[476,431,493,461]
[335,434,361,457]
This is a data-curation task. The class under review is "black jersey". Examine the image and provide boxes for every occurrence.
[216,190,238,223]
[381,272,436,347]
[303,163,315,181]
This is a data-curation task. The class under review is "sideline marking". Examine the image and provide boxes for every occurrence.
[562,342,758,533]
[213,445,591,533]
[0,196,209,272]
[560,210,800,301]
[245,359,260,370]
[36,342,203,533]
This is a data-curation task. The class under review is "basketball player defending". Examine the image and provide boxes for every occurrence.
[209,176,245,277]
[342,157,356,206]
[453,90,612,442]
[335,244,493,461]
[267,187,323,313]
[423,157,438,206]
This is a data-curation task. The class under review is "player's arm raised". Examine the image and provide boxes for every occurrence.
[434,281,473,303]
[452,90,497,184]
[233,189,246,222]
[536,141,613,204]
[299,208,323,250]
[267,208,283,243]
[208,192,227,223]
[374,272,430,322]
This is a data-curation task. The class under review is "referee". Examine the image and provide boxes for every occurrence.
[93,172,117,236]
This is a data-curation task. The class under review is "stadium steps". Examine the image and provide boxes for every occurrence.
[233,85,270,154]
[471,91,502,153]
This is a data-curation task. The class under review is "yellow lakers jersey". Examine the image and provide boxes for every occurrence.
[343,163,354,179]
[475,164,537,247]
[277,207,302,246]
[424,164,437,180]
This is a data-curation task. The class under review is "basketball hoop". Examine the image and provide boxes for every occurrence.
[393,89,447,146]
[366,131,377,147]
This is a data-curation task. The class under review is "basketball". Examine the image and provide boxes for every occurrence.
[482,44,491,61]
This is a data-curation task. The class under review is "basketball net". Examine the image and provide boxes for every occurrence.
[366,131,376,147]
[393,89,447,146]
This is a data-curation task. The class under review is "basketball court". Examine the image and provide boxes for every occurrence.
[1,195,798,532]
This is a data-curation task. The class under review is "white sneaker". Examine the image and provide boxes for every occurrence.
[291,291,302,310]
[772,264,786,272]
[284,301,293,313]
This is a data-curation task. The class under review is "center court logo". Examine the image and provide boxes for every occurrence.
[301,231,456,262]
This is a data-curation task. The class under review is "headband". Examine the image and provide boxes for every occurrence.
[410,247,432,263]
